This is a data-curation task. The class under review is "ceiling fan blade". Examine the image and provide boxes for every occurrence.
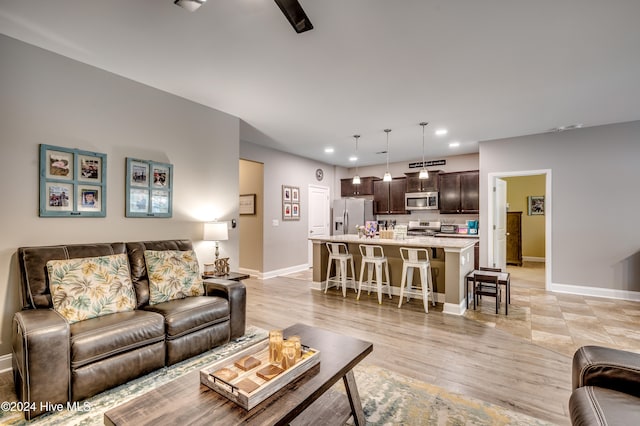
[274,0,313,33]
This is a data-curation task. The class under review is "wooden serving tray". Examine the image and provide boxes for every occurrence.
[200,338,320,410]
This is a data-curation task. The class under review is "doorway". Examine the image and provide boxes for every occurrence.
[307,184,330,266]
[488,169,552,290]
[239,159,264,276]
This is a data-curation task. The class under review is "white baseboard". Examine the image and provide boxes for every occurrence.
[551,282,640,301]
[443,300,466,316]
[522,256,545,262]
[237,267,261,279]
[262,264,310,280]
[0,353,12,373]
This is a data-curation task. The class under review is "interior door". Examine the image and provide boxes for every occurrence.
[493,178,507,270]
[308,185,330,265]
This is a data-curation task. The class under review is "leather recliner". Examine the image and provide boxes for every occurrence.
[569,345,640,425]
[12,239,246,420]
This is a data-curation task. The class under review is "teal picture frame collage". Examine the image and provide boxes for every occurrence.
[125,158,173,218]
[38,144,173,218]
[39,144,107,217]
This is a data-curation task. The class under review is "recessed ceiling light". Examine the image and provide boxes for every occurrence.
[449,141,460,148]
[324,147,334,153]
[349,156,357,162]
[435,129,448,136]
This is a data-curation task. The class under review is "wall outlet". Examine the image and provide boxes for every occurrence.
[272,219,279,227]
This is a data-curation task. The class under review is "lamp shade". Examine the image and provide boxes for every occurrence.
[203,222,228,241]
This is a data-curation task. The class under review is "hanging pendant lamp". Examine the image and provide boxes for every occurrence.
[352,134,361,184]
[383,129,392,182]
[419,122,429,179]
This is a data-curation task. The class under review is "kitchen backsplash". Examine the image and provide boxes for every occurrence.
[378,211,479,227]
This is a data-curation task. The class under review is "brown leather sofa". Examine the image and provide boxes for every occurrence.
[12,239,246,419]
[570,345,640,425]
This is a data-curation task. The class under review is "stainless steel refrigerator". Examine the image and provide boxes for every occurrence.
[332,198,374,235]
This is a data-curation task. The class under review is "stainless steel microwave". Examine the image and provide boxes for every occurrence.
[405,192,438,210]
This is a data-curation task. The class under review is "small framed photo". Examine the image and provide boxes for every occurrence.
[152,165,170,188]
[126,158,173,217]
[77,185,102,212]
[528,196,545,215]
[45,148,73,181]
[45,182,73,212]
[39,144,106,217]
[292,187,299,202]
[78,154,102,183]
[129,188,149,213]
[282,185,292,202]
[283,203,292,218]
[129,160,149,187]
[292,203,300,218]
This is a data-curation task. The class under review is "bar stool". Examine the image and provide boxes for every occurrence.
[398,247,435,313]
[357,244,392,304]
[324,242,356,297]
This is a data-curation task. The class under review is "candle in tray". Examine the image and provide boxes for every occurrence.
[281,340,297,370]
[287,335,302,361]
[269,330,283,364]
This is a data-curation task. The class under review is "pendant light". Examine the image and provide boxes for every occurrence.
[352,134,361,185]
[419,122,429,179]
[383,129,392,182]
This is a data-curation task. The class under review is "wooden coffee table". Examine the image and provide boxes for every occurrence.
[104,323,373,425]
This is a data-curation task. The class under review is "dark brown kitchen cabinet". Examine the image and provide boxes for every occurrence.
[507,211,523,266]
[373,178,407,215]
[340,176,378,197]
[405,170,440,193]
[438,170,479,214]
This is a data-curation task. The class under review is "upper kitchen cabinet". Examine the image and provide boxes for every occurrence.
[374,178,407,215]
[340,176,379,197]
[405,170,440,193]
[438,170,479,214]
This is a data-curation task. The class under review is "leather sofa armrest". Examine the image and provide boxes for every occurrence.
[204,279,246,339]
[572,345,640,398]
[13,309,70,420]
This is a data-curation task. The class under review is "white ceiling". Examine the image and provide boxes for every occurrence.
[2,0,640,167]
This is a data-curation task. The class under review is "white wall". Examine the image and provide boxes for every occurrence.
[239,141,339,276]
[0,35,240,357]
[480,121,640,296]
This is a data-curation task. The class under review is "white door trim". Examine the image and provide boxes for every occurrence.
[487,169,552,291]
[308,184,330,266]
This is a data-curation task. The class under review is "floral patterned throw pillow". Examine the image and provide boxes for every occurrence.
[46,253,137,324]
[144,250,204,305]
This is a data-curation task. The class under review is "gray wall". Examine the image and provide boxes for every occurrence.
[240,141,338,276]
[0,35,240,358]
[480,121,640,294]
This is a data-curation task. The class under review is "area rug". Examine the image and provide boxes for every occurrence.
[1,326,556,425]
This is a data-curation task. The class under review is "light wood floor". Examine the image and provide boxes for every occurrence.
[0,268,575,425]
[245,272,572,425]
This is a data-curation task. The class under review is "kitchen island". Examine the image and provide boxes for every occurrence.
[309,234,478,315]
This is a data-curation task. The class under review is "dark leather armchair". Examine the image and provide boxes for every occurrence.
[570,345,640,425]
[13,239,246,419]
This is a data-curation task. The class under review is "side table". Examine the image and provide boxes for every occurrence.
[203,271,250,282]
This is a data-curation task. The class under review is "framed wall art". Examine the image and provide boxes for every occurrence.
[239,194,256,215]
[282,185,300,221]
[528,195,545,215]
[126,158,173,217]
[39,144,107,217]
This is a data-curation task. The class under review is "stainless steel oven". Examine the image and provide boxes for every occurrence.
[405,192,438,211]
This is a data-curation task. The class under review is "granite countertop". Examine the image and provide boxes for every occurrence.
[309,234,478,250]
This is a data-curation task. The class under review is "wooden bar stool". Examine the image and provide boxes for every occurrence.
[398,247,435,313]
[324,242,356,297]
[357,244,392,304]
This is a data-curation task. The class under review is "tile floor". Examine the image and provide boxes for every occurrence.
[465,262,640,357]
[285,262,640,358]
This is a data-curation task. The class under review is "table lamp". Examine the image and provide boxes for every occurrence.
[203,222,229,276]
